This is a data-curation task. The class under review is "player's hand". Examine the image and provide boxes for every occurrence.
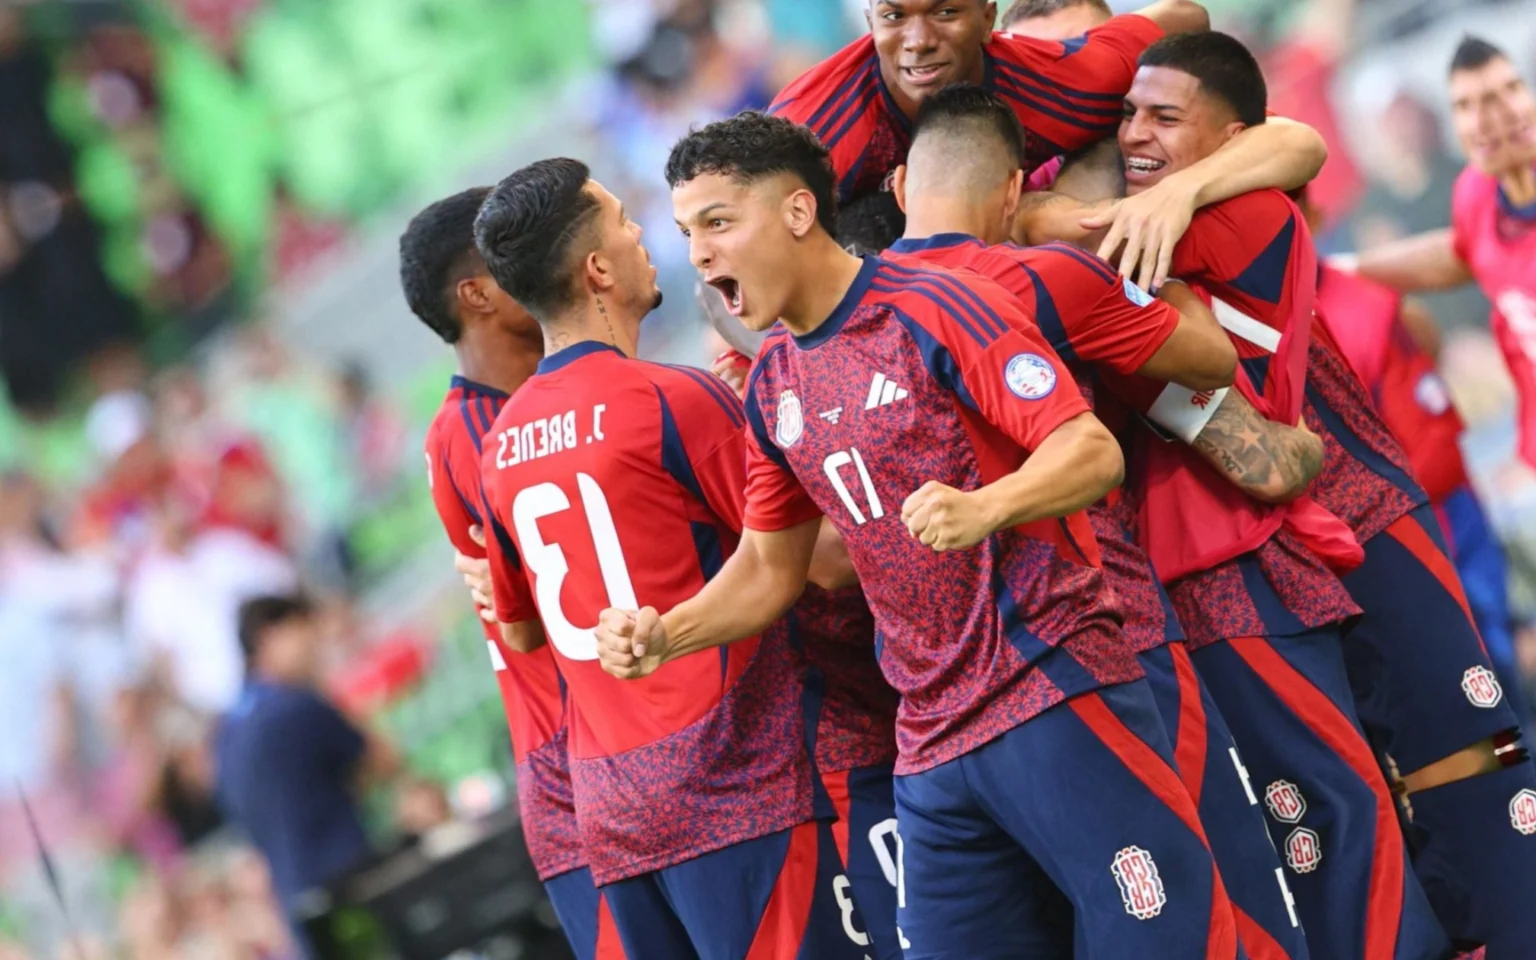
[458,527,496,623]
[1082,173,1200,294]
[711,350,752,400]
[595,606,667,680]
[901,481,993,552]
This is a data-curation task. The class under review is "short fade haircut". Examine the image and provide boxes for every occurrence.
[1450,35,1507,75]
[665,112,839,236]
[474,158,600,323]
[238,593,314,665]
[399,187,491,344]
[837,191,906,255]
[1000,0,1111,30]
[1139,32,1267,129]
[911,83,1027,172]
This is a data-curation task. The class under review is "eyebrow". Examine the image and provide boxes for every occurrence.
[687,202,732,222]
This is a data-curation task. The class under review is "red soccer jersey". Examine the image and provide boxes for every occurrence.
[1316,264,1464,503]
[769,16,1163,202]
[743,256,1142,775]
[479,344,815,884]
[423,377,581,881]
[792,583,900,773]
[885,234,1183,654]
[1451,163,1536,469]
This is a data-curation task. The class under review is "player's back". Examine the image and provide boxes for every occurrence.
[481,342,816,883]
[744,257,1142,775]
[424,379,582,882]
[885,237,1184,656]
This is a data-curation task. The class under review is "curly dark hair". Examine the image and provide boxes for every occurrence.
[837,191,905,255]
[474,158,600,322]
[1139,32,1267,129]
[398,187,491,344]
[665,112,839,236]
[911,83,1027,171]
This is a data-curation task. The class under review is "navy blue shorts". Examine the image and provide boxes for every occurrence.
[893,681,1242,959]
[1192,629,1451,960]
[601,821,867,960]
[1140,642,1306,960]
[1343,504,1522,774]
[544,867,624,960]
[822,763,901,960]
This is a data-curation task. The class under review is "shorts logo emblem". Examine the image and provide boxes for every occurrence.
[1462,665,1504,708]
[1285,827,1322,874]
[1111,846,1166,920]
[1511,789,1536,835]
[1265,780,1306,824]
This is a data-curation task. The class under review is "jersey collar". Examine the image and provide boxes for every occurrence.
[888,233,984,253]
[792,254,881,351]
[536,340,624,375]
[450,374,510,399]
[1497,170,1536,223]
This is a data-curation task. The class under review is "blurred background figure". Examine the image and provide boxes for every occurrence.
[2,0,1536,956]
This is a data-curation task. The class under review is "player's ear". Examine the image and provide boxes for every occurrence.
[892,165,909,213]
[1221,120,1248,146]
[981,1,998,39]
[784,188,819,239]
[1001,168,1025,225]
[584,248,616,296]
[457,276,494,316]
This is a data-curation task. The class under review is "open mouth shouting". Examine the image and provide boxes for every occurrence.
[707,275,744,317]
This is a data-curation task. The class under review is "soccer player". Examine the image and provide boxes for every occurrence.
[603,111,1245,959]
[885,82,1313,960]
[1001,0,1113,38]
[399,190,618,960]
[769,0,1209,204]
[1346,38,1536,473]
[471,159,866,960]
[1023,33,1462,959]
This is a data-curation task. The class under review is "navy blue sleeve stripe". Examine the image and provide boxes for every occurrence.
[992,82,1114,138]
[871,277,994,349]
[888,307,981,412]
[655,387,709,505]
[1017,261,1077,364]
[441,456,483,526]
[744,342,794,473]
[822,85,881,150]
[665,364,745,429]
[474,396,497,438]
[483,495,525,573]
[679,364,747,426]
[877,262,1011,340]
[458,394,486,456]
[1040,242,1120,285]
[803,63,876,139]
[993,54,1128,105]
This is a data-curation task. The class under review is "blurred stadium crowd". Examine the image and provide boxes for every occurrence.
[4,0,1536,955]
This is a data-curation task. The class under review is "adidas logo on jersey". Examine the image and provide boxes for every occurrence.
[865,373,909,410]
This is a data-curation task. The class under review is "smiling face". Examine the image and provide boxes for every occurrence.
[1118,65,1244,194]
[1450,57,1536,176]
[868,0,997,117]
[673,172,812,332]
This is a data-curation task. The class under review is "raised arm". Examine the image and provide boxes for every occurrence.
[1088,118,1329,291]
[594,518,821,679]
[1339,230,1474,293]
[1190,392,1326,503]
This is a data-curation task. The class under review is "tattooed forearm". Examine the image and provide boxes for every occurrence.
[1191,392,1324,504]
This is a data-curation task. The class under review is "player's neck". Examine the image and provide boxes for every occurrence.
[903,198,1003,246]
[779,238,867,337]
[542,299,640,360]
[1498,162,1536,209]
[455,329,543,395]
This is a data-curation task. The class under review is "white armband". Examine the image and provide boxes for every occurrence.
[1146,384,1229,443]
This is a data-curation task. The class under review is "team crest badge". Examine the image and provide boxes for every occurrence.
[1511,789,1536,835]
[1264,781,1307,825]
[1004,353,1057,400]
[1110,846,1166,920]
[1122,276,1155,307]
[1284,827,1323,874]
[775,390,804,448]
[1462,665,1504,708]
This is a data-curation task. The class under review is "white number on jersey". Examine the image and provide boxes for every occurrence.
[511,475,638,661]
[824,447,884,525]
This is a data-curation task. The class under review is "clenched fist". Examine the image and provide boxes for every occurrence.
[595,606,667,679]
[901,481,993,552]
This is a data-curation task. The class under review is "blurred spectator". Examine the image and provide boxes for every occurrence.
[332,359,405,507]
[214,594,399,952]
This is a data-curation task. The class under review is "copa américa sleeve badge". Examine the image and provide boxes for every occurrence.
[1004,353,1057,400]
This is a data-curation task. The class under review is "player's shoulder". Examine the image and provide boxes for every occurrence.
[1005,240,1118,279]
[1451,163,1498,214]
[636,359,746,427]
[869,256,1025,344]
[768,35,880,123]
[426,379,494,459]
[988,29,1069,68]
[1198,186,1299,225]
